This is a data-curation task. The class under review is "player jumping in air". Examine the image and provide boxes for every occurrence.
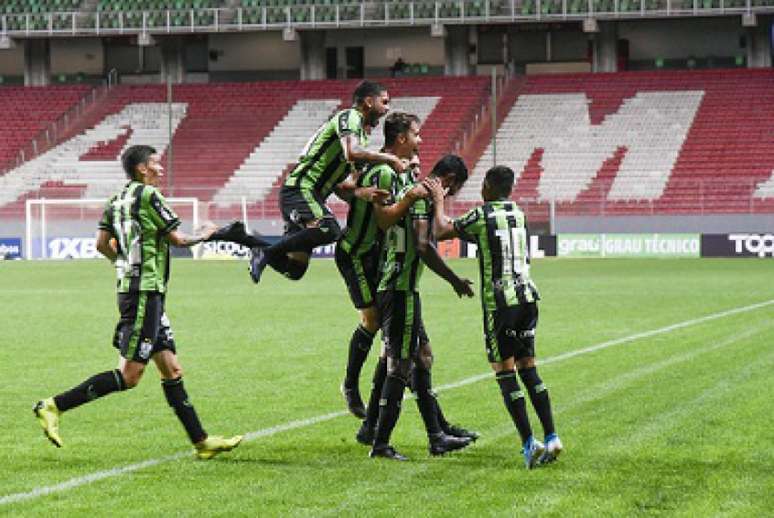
[248,80,403,284]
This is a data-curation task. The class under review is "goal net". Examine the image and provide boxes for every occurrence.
[24,197,200,260]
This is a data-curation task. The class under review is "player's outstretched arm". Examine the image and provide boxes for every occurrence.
[167,221,218,248]
[373,183,427,231]
[335,179,390,205]
[341,133,407,174]
[424,178,458,241]
[95,229,118,262]
[414,219,473,298]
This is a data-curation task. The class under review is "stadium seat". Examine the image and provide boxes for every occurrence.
[462,69,774,217]
[0,77,490,220]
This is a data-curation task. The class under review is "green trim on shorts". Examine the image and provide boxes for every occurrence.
[125,292,148,360]
[352,255,372,307]
[401,292,414,359]
[485,310,501,362]
[300,188,325,220]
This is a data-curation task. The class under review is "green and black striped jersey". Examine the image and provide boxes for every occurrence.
[338,163,409,257]
[377,183,432,293]
[285,108,368,201]
[454,201,540,311]
[98,181,181,293]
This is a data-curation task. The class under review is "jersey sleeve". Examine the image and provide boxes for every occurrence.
[147,189,181,235]
[336,109,363,139]
[453,207,482,242]
[98,197,115,234]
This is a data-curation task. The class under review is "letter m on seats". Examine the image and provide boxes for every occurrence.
[502,91,704,202]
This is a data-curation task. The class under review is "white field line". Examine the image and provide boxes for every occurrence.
[2,298,773,507]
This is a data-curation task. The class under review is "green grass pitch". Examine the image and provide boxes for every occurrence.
[1,258,773,516]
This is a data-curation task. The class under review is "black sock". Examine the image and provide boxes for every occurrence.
[411,366,441,437]
[364,357,387,429]
[242,232,270,249]
[53,369,126,412]
[519,367,555,438]
[434,391,451,433]
[345,325,375,389]
[373,374,406,447]
[496,370,532,444]
[207,222,271,248]
[162,377,207,444]
[268,227,334,258]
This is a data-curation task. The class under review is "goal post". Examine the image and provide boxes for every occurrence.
[25,197,200,260]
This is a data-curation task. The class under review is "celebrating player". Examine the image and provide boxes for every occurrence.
[33,145,243,460]
[427,165,562,469]
[369,155,476,461]
[248,80,402,284]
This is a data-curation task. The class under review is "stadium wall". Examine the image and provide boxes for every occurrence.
[2,16,765,84]
[209,32,300,74]
[556,215,774,234]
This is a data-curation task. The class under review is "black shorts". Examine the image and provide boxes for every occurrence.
[335,245,379,309]
[113,291,176,364]
[483,303,538,363]
[377,290,429,360]
[279,185,333,236]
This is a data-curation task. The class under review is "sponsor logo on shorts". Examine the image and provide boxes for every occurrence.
[139,339,153,360]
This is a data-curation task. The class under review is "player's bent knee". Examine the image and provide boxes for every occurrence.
[318,215,342,242]
[121,373,142,389]
[387,358,411,382]
[414,352,433,371]
[360,308,379,333]
[285,259,309,280]
[120,363,145,389]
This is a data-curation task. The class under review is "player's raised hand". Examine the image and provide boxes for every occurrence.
[452,277,474,298]
[388,154,409,173]
[423,177,445,204]
[357,186,391,204]
[408,182,429,200]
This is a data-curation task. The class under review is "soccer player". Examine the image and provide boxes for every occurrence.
[336,112,425,418]
[369,155,476,461]
[426,165,562,469]
[249,80,403,284]
[33,145,243,460]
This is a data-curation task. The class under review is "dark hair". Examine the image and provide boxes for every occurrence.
[352,80,386,105]
[121,145,157,180]
[430,154,468,185]
[484,165,515,198]
[383,112,420,147]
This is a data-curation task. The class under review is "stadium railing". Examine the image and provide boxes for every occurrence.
[2,0,773,36]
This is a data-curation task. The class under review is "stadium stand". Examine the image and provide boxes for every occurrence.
[0,85,92,169]
[0,77,490,219]
[2,0,86,30]
[461,69,774,216]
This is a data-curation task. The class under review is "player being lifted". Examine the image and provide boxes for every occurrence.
[33,145,242,460]
[369,155,476,461]
[248,80,403,284]
[336,112,428,418]
[426,165,562,469]
[335,114,478,453]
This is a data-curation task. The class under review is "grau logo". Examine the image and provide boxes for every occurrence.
[728,234,774,258]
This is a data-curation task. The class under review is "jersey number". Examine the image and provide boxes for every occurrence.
[495,228,526,275]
